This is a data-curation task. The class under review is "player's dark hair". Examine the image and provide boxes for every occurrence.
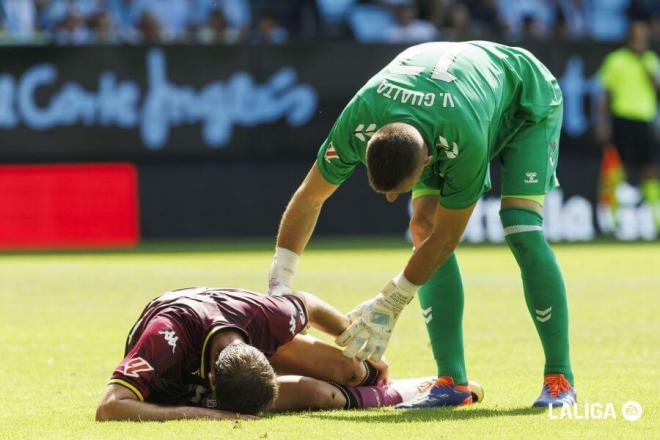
[366,128,423,192]
[214,342,278,415]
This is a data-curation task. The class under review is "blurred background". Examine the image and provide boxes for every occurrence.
[0,0,658,249]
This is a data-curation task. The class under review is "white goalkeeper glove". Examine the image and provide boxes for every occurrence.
[335,273,419,362]
[268,247,299,296]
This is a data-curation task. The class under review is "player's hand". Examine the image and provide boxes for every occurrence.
[268,247,299,295]
[335,274,418,362]
[367,357,390,384]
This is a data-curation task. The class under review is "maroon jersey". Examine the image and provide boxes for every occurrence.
[109,287,308,406]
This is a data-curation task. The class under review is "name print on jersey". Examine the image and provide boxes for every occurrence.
[376,80,455,108]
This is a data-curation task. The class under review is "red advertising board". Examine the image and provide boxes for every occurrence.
[0,163,139,249]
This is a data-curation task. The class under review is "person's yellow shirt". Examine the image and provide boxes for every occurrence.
[598,47,659,122]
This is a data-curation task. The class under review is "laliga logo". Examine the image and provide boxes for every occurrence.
[548,400,642,421]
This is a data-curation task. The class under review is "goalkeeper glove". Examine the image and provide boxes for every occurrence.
[335,273,419,362]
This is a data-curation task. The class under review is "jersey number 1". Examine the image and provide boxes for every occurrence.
[387,43,464,83]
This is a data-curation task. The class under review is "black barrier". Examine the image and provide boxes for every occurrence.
[0,43,637,162]
[0,43,657,241]
[138,162,411,238]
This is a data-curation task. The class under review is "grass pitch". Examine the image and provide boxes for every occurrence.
[1,240,658,439]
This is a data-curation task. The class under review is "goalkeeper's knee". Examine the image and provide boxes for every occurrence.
[499,207,550,265]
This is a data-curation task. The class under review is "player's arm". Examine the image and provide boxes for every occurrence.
[269,97,362,295]
[268,162,339,294]
[277,162,339,255]
[96,384,257,422]
[403,202,475,284]
[294,291,349,337]
[274,293,390,383]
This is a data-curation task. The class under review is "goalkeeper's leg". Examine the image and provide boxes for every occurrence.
[498,104,575,406]
[500,198,576,407]
[500,200,574,385]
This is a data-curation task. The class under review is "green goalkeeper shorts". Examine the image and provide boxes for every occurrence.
[412,105,563,206]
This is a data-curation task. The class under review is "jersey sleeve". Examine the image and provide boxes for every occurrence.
[109,315,186,402]
[248,294,309,356]
[266,295,309,343]
[412,163,442,199]
[316,96,365,185]
[439,141,490,209]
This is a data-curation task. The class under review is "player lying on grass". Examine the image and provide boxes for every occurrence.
[269,41,575,408]
[97,287,460,421]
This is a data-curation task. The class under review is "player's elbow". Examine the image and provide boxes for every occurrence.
[293,183,329,209]
[95,396,124,422]
[95,401,114,422]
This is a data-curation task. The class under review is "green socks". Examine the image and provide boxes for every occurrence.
[500,208,574,385]
[417,253,468,385]
[418,208,574,386]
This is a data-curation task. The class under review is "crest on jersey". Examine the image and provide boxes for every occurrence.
[124,357,154,377]
[436,135,459,159]
[354,123,377,142]
[324,142,339,162]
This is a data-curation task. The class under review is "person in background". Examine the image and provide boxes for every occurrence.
[444,3,471,41]
[597,20,660,230]
[520,14,545,41]
[496,0,552,41]
[555,0,587,40]
[253,9,288,44]
[89,9,120,44]
[1,0,37,41]
[53,8,91,45]
[462,0,503,38]
[136,11,162,44]
[106,0,139,43]
[385,0,438,43]
[129,0,190,42]
[197,9,244,44]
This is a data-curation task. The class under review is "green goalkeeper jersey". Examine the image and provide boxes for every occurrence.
[316,41,563,209]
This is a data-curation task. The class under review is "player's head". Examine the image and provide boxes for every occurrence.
[213,341,278,414]
[366,123,431,202]
[627,20,649,54]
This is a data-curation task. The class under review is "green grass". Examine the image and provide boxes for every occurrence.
[1,242,658,439]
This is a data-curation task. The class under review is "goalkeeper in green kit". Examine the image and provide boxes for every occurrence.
[268,41,575,408]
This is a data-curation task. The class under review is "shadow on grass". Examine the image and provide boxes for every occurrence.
[303,406,546,423]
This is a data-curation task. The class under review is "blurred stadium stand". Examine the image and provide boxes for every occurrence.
[0,0,658,248]
[1,0,660,45]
